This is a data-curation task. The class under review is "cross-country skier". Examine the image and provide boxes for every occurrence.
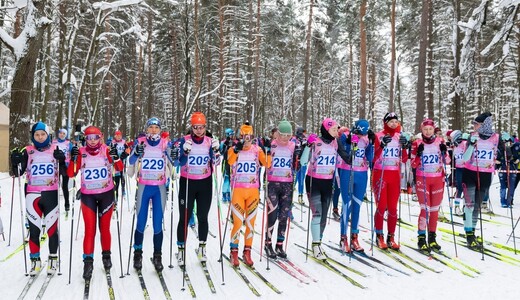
[52,128,72,213]
[372,112,409,250]
[129,117,174,271]
[111,130,130,203]
[220,128,237,203]
[294,127,307,204]
[448,130,466,215]
[336,119,374,252]
[10,122,63,275]
[496,132,517,208]
[67,126,124,279]
[174,112,221,266]
[410,119,450,252]
[227,122,271,266]
[461,112,499,249]
[264,120,301,259]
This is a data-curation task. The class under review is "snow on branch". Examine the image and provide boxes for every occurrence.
[92,0,144,12]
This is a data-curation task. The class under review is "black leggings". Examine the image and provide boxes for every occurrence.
[27,190,59,256]
[177,176,213,243]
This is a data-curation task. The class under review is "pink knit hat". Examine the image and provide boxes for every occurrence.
[322,118,337,131]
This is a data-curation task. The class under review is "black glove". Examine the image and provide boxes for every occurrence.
[226,137,233,147]
[399,135,408,146]
[234,140,244,153]
[367,129,376,144]
[135,142,145,156]
[71,145,79,160]
[109,144,119,160]
[294,146,302,158]
[439,143,447,154]
[380,135,392,148]
[53,146,66,162]
[417,144,424,157]
[10,148,23,166]
[454,137,463,147]
[120,151,129,160]
[345,133,352,145]
[263,138,271,149]
[170,146,180,161]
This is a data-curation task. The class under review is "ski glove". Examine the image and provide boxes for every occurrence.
[71,146,80,160]
[380,135,392,148]
[183,139,193,154]
[135,142,145,156]
[367,129,376,144]
[10,149,23,169]
[417,144,424,157]
[170,146,180,161]
[469,135,478,145]
[399,135,408,146]
[109,145,119,160]
[211,138,220,151]
[234,141,244,153]
[307,134,318,146]
[120,151,129,160]
[439,143,447,154]
[53,146,66,162]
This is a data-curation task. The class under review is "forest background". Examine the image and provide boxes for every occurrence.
[1,0,519,149]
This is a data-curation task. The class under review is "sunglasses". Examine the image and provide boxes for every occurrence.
[193,125,206,130]
[86,134,101,141]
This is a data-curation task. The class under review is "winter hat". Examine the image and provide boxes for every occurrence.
[295,126,305,138]
[473,111,492,124]
[240,122,254,136]
[278,120,292,135]
[146,117,162,129]
[501,132,512,142]
[421,119,435,128]
[114,130,122,136]
[225,128,234,137]
[58,128,67,136]
[191,112,206,125]
[84,126,102,136]
[477,115,494,138]
[383,112,398,124]
[161,131,170,139]
[434,127,442,135]
[31,122,51,148]
[450,130,462,141]
[353,119,370,135]
[322,118,337,131]
[446,130,453,138]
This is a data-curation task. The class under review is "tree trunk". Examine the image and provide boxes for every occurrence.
[415,0,430,132]
[8,1,49,149]
[302,0,313,129]
[450,0,462,131]
[253,0,261,124]
[426,0,434,120]
[55,1,67,133]
[389,0,396,112]
[194,0,201,111]
[359,0,367,119]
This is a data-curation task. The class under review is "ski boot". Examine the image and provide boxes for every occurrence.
[350,233,364,252]
[312,242,326,260]
[48,254,58,275]
[466,231,482,250]
[264,241,277,259]
[153,252,164,272]
[197,242,207,262]
[230,248,239,267]
[177,246,185,267]
[417,234,429,253]
[29,257,42,277]
[428,232,441,251]
[102,250,112,269]
[133,249,143,270]
[83,256,94,279]
[275,242,287,259]
[339,235,351,253]
[332,208,340,221]
[387,233,400,250]
[243,246,254,266]
[298,194,304,205]
[376,233,388,250]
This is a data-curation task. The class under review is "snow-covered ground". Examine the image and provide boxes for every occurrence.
[1,170,519,300]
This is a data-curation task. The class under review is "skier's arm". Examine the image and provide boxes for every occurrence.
[336,135,351,164]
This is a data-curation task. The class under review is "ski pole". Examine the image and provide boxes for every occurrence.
[503,141,516,254]
[168,169,176,269]
[260,146,269,269]
[17,163,28,275]
[373,149,387,255]
[181,155,190,291]
[8,176,15,246]
[474,142,485,261]
[442,151,458,257]
[68,158,77,284]
[56,160,62,276]
[346,138,357,261]
[304,145,314,262]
